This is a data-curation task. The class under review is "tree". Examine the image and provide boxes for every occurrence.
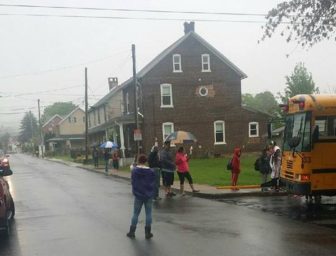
[0,132,10,150]
[19,111,39,144]
[262,0,336,47]
[41,102,77,124]
[279,62,319,103]
[242,91,279,117]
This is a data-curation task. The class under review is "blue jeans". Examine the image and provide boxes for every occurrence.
[131,198,153,227]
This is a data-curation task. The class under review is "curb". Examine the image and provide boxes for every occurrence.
[189,191,287,199]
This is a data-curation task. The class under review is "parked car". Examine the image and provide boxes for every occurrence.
[0,155,15,236]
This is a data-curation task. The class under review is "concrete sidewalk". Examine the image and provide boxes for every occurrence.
[48,158,286,199]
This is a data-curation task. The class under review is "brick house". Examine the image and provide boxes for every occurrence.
[89,22,270,158]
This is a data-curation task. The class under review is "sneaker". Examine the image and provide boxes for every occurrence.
[154,196,162,201]
[192,189,200,193]
[181,192,186,196]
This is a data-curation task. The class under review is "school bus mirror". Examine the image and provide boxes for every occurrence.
[289,136,301,149]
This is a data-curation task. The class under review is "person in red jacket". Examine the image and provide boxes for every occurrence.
[175,146,199,195]
[231,147,241,191]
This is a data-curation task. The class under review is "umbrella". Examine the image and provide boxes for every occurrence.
[99,141,118,149]
[165,131,197,144]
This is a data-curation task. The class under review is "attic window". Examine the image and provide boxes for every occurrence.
[199,86,208,96]
[173,54,182,72]
[202,54,211,72]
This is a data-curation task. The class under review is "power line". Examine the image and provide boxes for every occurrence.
[0,13,268,23]
[0,3,266,17]
[2,85,83,97]
[0,48,129,80]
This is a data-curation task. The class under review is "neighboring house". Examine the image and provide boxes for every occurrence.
[88,77,125,153]
[47,107,86,153]
[89,22,271,157]
[42,114,63,135]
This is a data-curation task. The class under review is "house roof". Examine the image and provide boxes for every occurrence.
[89,30,247,109]
[42,114,63,128]
[134,31,247,80]
[58,107,84,125]
[47,135,85,142]
[90,84,122,109]
[242,106,273,118]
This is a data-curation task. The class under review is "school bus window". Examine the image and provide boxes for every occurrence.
[302,117,311,151]
[283,112,311,152]
[315,119,327,137]
[316,116,336,138]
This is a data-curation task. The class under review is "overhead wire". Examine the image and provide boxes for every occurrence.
[0,3,267,17]
[0,48,130,80]
[0,13,270,23]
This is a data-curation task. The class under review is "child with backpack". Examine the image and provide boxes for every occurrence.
[231,148,241,191]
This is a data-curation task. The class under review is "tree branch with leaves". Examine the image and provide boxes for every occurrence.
[262,0,336,47]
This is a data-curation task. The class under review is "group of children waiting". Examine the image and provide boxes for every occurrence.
[229,141,281,191]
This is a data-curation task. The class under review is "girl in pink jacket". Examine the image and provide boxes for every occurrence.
[175,146,199,195]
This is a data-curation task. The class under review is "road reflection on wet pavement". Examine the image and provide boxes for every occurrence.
[219,195,336,229]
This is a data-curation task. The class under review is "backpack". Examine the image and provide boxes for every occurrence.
[226,158,233,170]
[254,157,261,171]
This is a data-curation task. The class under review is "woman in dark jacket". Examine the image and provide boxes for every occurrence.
[127,154,155,239]
[148,146,161,200]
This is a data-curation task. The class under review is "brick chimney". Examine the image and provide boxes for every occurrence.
[108,77,118,91]
[184,21,195,34]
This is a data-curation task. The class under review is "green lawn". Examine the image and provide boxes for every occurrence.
[188,153,261,186]
[120,153,262,186]
[54,152,263,186]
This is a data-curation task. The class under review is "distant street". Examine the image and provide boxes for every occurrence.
[1,154,336,256]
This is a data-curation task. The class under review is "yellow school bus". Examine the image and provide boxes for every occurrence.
[281,94,336,197]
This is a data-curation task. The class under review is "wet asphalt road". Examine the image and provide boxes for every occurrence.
[1,154,336,256]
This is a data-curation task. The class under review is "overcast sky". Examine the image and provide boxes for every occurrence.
[1,0,336,134]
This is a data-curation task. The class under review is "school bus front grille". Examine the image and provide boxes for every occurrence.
[287,160,293,170]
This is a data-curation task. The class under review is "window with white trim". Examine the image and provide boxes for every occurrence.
[160,83,173,108]
[202,54,211,72]
[173,54,182,72]
[249,122,259,137]
[214,121,226,144]
[162,122,174,142]
[73,117,77,123]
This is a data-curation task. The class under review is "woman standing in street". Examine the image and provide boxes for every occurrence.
[175,146,199,195]
[126,154,156,239]
[231,147,241,190]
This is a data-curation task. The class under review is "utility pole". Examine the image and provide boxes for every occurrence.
[132,44,139,161]
[85,67,89,163]
[38,99,44,158]
[29,111,34,155]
